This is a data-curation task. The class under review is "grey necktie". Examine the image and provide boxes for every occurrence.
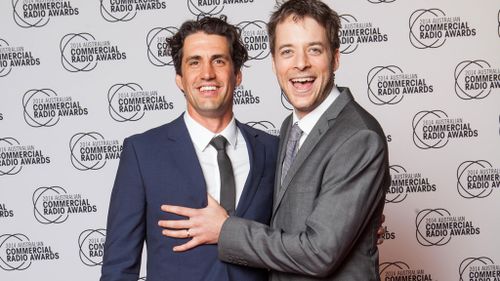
[210,135,236,214]
[281,122,303,184]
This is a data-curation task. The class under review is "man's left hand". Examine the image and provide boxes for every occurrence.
[158,194,229,252]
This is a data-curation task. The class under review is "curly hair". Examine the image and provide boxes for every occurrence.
[166,16,248,75]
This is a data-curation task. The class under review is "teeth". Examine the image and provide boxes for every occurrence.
[291,77,314,83]
[200,86,217,91]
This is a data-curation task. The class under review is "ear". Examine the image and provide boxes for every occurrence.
[175,74,184,93]
[271,57,276,74]
[235,70,242,87]
[332,48,340,72]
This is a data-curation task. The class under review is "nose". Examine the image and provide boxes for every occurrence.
[201,61,215,80]
[294,50,311,71]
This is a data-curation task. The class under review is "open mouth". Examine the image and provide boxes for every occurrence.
[290,77,315,91]
[199,85,218,93]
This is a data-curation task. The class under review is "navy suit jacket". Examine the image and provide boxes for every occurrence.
[100,114,279,281]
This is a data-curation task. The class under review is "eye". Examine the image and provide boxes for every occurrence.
[188,60,199,67]
[309,47,323,55]
[214,59,225,65]
[279,49,293,57]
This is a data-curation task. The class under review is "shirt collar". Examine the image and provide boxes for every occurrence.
[183,112,238,152]
[292,86,340,135]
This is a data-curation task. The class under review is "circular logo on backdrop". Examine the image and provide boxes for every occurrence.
[339,14,388,54]
[459,257,500,281]
[107,82,174,122]
[386,165,437,204]
[457,160,500,199]
[246,121,279,136]
[0,233,59,271]
[23,89,59,127]
[146,26,178,67]
[379,261,434,280]
[367,65,434,105]
[415,208,480,247]
[454,60,500,100]
[69,132,122,171]
[412,110,478,149]
[0,38,41,77]
[237,20,270,61]
[22,88,88,128]
[187,0,224,16]
[11,0,80,28]
[32,186,98,224]
[60,33,127,72]
[78,229,106,266]
[32,186,69,224]
[0,137,51,176]
[409,8,477,49]
[0,233,32,270]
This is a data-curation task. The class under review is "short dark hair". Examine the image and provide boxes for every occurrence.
[268,0,341,55]
[166,16,248,75]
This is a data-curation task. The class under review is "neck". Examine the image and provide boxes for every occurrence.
[187,109,233,133]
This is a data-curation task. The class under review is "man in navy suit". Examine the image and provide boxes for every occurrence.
[100,16,278,281]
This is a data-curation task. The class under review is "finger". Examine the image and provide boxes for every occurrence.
[377,226,384,235]
[158,219,192,229]
[162,229,190,238]
[161,205,198,217]
[173,238,202,252]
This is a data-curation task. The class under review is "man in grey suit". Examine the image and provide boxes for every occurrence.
[159,0,390,280]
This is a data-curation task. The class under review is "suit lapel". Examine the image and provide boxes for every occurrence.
[272,88,354,217]
[273,116,292,203]
[165,114,208,205]
[235,122,265,217]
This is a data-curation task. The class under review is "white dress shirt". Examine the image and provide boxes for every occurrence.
[183,113,250,208]
[292,86,341,149]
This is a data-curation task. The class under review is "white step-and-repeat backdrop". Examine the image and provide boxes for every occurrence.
[1,1,499,280]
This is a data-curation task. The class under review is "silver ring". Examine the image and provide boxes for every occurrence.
[186,229,190,238]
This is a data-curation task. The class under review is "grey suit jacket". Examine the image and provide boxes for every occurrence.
[218,87,390,281]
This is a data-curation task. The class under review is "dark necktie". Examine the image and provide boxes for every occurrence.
[281,123,303,184]
[210,135,236,214]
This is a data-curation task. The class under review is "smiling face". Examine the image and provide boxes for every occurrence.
[272,15,339,119]
[175,32,241,123]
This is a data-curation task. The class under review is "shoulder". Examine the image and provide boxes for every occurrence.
[336,98,386,140]
[125,115,183,145]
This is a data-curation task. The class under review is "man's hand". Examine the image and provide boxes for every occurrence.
[377,213,386,245]
[158,194,229,252]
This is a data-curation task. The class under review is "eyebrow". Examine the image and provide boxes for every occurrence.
[185,54,229,61]
[277,41,325,50]
[308,41,325,47]
[211,54,229,60]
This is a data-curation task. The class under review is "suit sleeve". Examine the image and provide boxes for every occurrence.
[218,130,388,277]
[100,138,146,281]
